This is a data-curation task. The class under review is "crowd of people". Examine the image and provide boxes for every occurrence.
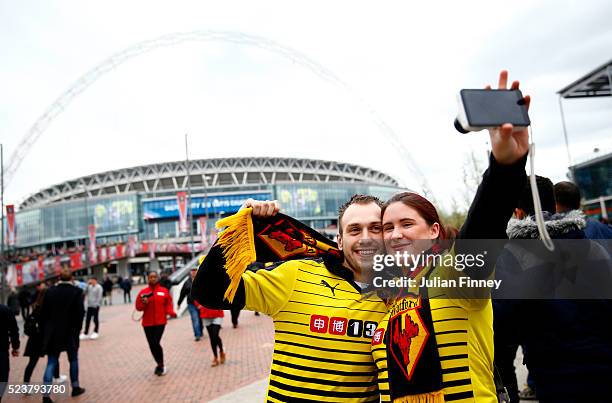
[1,69,611,402]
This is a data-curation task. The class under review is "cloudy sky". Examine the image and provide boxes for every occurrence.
[1,0,611,211]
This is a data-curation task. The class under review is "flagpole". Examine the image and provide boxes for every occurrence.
[185,134,195,260]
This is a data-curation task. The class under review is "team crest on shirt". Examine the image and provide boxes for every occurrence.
[388,294,429,381]
[257,218,340,260]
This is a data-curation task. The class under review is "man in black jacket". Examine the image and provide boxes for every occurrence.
[178,268,203,341]
[0,303,20,400]
[494,176,612,403]
[40,268,86,402]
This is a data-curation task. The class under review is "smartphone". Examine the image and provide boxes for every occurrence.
[455,89,530,133]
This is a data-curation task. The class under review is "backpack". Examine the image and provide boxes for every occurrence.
[24,314,40,337]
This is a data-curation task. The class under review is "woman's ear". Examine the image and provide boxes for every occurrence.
[430,222,440,239]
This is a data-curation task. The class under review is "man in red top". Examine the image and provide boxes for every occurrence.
[135,271,176,376]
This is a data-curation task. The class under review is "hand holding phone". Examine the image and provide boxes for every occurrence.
[141,292,153,303]
[456,70,531,165]
[455,89,530,133]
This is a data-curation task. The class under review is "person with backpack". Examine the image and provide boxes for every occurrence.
[23,283,66,384]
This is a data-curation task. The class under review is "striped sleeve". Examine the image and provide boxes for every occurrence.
[242,260,299,316]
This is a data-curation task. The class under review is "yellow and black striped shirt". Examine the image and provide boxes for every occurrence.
[242,258,388,402]
[371,260,496,403]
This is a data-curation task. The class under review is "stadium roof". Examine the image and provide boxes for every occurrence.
[558,58,612,98]
[20,157,399,209]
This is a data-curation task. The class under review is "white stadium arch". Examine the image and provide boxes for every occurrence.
[6,30,431,196]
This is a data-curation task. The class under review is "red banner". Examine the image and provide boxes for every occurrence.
[70,252,82,270]
[127,236,136,257]
[98,246,107,262]
[116,244,124,259]
[6,205,16,246]
[88,224,97,264]
[16,263,23,286]
[37,255,45,280]
[177,191,188,234]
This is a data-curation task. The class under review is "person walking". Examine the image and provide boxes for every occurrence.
[177,268,203,341]
[0,302,20,401]
[121,277,132,304]
[81,277,103,340]
[195,302,225,367]
[22,283,66,385]
[159,271,173,291]
[102,275,114,306]
[40,268,86,402]
[229,307,241,329]
[135,271,176,376]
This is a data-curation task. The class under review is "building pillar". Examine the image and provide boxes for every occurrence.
[117,259,129,279]
[149,258,160,273]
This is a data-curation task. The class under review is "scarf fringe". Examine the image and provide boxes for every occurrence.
[393,390,445,403]
[215,208,256,303]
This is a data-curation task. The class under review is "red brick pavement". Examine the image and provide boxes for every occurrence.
[5,286,274,402]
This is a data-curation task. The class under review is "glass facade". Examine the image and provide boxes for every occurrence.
[573,156,612,201]
[276,183,403,223]
[11,183,405,249]
[13,194,139,248]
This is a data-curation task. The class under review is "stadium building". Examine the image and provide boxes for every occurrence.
[5,157,404,286]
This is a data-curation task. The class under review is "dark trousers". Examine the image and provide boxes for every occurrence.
[24,355,59,382]
[43,345,79,389]
[84,307,100,334]
[123,289,131,303]
[143,325,166,366]
[230,307,241,327]
[494,339,520,403]
[205,324,223,358]
[21,305,31,321]
[0,351,9,400]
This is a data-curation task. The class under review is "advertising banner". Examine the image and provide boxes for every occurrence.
[16,263,23,286]
[38,255,45,280]
[149,242,156,260]
[128,236,136,258]
[177,192,188,234]
[88,224,97,264]
[69,252,82,270]
[6,204,16,246]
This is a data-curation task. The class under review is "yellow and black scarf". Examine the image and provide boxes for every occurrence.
[204,208,340,302]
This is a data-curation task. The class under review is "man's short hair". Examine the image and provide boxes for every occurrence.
[337,194,383,234]
[59,268,72,282]
[517,175,555,216]
[554,181,581,211]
